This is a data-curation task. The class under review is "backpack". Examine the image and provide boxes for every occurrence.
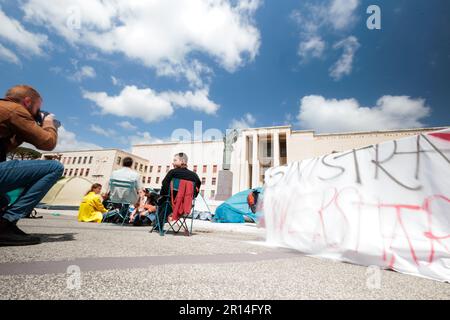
[247,189,260,213]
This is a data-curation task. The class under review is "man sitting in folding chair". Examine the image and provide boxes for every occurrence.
[105,157,140,225]
[152,152,201,236]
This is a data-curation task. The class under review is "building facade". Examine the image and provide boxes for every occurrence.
[41,149,149,190]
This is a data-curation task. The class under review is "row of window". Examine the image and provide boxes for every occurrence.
[116,156,148,173]
[142,176,217,186]
[61,156,93,165]
[62,165,218,185]
[62,155,219,177]
[63,168,90,177]
[116,163,219,174]
[193,165,218,174]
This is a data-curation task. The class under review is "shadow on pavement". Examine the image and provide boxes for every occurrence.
[30,233,77,243]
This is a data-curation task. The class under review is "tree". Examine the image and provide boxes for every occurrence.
[7,147,42,160]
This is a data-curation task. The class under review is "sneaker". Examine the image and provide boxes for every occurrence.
[0,219,41,246]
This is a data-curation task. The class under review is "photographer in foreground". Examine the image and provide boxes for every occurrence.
[0,85,63,246]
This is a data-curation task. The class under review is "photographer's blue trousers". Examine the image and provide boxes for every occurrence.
[0,160,63,222]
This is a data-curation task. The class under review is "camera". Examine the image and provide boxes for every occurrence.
[35,110,61,128]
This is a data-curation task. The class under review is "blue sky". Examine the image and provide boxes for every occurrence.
[0,0,449,151]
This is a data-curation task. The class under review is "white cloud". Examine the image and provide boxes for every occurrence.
[21,0,261,85]
[156,59,213,89]
[0,43,20,64]
[83,85,219,123]
[83,86,174,123]
[230,113,256,129]
[328,0,360,30]
[90,122,161,147]
[297,95,431,133]
[51,61,96,82]
[72,65,96,82]
[0,7,48,56]
[55,126,102,151]
[128,131,164,146]
[236,0,261,13]
[298,36,326,60]
[292,0,360,35]
[283,113,294,126]
[89,124,116,137]
[329,36,360,80]
[49,66,62,75]
[117,121,137,131]
[111,76,120,86]
[160,89,219,114]
[292,0,360,77]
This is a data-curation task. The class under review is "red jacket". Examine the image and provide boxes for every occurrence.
[171,179,195,221]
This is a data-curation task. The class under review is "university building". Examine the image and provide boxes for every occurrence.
[42,125,448,201]
[41,149,149,190]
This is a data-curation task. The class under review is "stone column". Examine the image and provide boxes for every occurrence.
[240,134,248,191]
[252,132,260,188]
[273,130,280,168]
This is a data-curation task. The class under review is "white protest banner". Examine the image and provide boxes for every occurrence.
[263,129,450,282]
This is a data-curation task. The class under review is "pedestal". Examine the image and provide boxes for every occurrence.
[215,170,233,201]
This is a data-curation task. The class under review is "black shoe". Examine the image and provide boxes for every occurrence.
[0,219,41,246]
[11,222,28,236]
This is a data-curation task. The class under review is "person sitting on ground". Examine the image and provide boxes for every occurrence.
[78,183,108,223]
[154,152,201,231]
[101,191,111,209]
[130,189,157,226]
[0,85,63,246]
[108,157,141,207]
[143,190,158,224]
[129,188,147,224]
[247,189,260,214]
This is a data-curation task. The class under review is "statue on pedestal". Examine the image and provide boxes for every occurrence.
[215,129,239,200]
[222,129,239,170]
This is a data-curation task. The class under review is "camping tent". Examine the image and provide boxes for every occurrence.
[38,177,93,209]
[263,129,450,282]
[213,188,263,223]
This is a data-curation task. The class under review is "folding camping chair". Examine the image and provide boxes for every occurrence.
[105,179,138,226]
[151,178,196,236]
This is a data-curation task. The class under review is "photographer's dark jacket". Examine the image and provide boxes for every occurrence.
[0,99,57,161]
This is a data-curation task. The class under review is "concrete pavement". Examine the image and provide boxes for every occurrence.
[0,210,449,300]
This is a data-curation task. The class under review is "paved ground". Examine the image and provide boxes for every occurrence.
[0,209,449,300]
